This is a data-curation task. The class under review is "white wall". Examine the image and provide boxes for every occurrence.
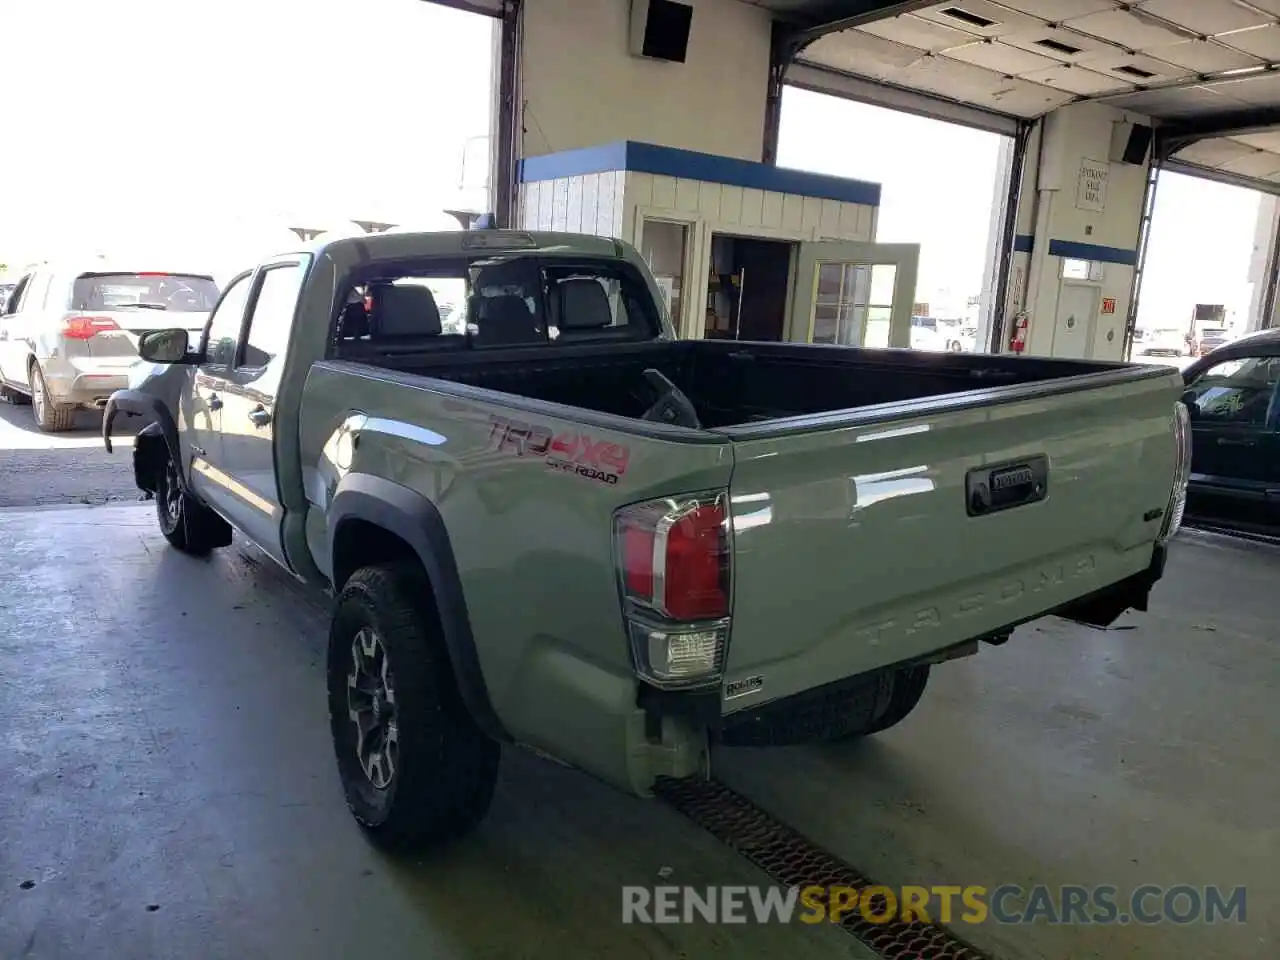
[1008,102,1149,361]
[519,172,627,237]
[519,0,771,162]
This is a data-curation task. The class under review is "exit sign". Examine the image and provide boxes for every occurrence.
[1101,297,1117,315]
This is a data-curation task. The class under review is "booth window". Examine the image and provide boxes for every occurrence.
[813,262,896,347]
[641,220,688,330]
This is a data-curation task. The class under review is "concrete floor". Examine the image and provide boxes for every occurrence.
[0,505,865,960]
[717,529,1279,959]
[0,400,142,507]
[0,503,1274,959]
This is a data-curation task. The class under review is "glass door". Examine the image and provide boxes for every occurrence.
[788,241,919,348]
[639,219,691,336]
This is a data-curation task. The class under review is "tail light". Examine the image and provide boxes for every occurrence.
[1159,401,1192,543]
[614,491,731,689]
[62,315,119,339]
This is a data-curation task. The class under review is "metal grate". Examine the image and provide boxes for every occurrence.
[656,776,992,960]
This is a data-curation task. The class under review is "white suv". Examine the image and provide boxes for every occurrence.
[0,264,218,431]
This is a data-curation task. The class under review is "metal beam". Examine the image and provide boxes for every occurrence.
[1258,199,1280,333]
[1157,106,1280,159]
[786,61,1021,137]
[491,0,522,227]
[988,121,1032,353]
[762,20,793,165]
[1124,162,1161,359]
[1162,158,1280,197]
[780,0,940,47]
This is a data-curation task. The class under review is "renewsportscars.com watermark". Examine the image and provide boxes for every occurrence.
[622,884,1247,926]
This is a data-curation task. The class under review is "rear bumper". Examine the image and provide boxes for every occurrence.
[42,358,134,407]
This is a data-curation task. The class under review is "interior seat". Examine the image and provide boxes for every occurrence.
[553,278,615,338]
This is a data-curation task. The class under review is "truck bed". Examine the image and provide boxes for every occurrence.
[311,337,1182,729]
[362,339,1129,430]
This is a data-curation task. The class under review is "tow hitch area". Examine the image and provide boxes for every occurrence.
[655,776,990,960]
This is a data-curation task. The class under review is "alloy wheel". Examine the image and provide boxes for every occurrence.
[346,626,399,790]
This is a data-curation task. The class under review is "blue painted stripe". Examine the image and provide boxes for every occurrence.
[1047,238,1137,266]
[1013,234,1034,253]
[520,140,882,206]
[520,143,631,183]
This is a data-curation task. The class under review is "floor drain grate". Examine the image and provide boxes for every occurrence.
[656,776,991,960]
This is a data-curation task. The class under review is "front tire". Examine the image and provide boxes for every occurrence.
[154,448,228,554]
[29,365,75,432]
[328,563,500,853]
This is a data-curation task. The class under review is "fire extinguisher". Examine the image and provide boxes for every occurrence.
[1009,312,1029,354]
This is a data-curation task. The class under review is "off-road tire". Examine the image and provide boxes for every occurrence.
[861,664,930,736]
[719,664,931,746]
[328,562,500,853]
[29,365,75,432]
[154,448,229,554]
[720,672,886,747]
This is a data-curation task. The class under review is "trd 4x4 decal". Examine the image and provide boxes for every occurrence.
[487,416,632,485]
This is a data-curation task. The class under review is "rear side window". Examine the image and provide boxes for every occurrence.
[70,273,219,312]
[332,254,660,357]
[1187,356,1280,427]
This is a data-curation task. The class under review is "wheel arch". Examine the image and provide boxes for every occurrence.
[327,473,509,743]
[102,388,181,462]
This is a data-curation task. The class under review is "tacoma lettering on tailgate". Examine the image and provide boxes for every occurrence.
[854,555,1097,646]
[488,416,632,486]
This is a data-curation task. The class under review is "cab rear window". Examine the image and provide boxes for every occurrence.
[332,254,661,357]
[70,273,219,312]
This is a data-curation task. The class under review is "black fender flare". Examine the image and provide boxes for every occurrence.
[103,388,179,462]
[328,473,509,743]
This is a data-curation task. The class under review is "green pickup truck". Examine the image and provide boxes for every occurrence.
[105,229,1191,852]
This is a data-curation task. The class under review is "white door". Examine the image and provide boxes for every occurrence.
[788,241,920,348]
[1053,283,1100,359]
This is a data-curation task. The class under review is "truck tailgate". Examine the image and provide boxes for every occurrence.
[719,368,1181,713]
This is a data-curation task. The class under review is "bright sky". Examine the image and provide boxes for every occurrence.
[3,1,1265,328]
[1138,171,1261,331]
[778,86,1006,316]
[1,0,493,274]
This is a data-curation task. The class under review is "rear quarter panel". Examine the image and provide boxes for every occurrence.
[298,361,732,776]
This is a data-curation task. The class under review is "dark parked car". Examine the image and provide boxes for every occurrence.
[1180,328,1280,527]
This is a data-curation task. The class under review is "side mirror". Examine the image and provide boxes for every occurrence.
[1180,389,1200,420]
[137,328,193,364]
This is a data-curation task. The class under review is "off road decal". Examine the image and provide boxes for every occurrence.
[488,416,631,485]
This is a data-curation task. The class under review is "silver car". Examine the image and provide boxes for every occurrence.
[0,264,218,431]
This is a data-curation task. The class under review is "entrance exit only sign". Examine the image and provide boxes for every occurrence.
[1077,158,1109,212]
[1101,297,1116,315]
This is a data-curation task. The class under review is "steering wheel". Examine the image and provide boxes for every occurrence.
[640,368,702,429]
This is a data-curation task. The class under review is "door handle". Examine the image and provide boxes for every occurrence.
[248,406,272,427]
[1216,437,1257,447]
[207,393,223,411]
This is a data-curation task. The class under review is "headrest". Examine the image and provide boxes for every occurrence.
[556,278,614,330]
[371,284,441,337]
[477,294,542,344]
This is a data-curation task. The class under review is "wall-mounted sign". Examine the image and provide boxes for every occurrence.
[1101,297,1116,315]
[1076,158,1109,213]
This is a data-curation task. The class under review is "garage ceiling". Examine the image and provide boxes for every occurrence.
[756,0,1280,189]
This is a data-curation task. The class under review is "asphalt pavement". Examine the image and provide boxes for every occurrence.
[0,398,145,507]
